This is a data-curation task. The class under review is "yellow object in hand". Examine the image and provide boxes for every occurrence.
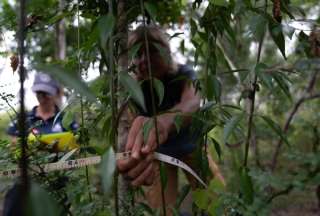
[28,132,79,152]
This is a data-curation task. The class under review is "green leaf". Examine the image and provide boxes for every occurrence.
[210,137,222,160]
[36,64,97,103]
[261,116,290,146]
[47,11,72,25]
[153,42,170,65]
[206,75,221,102]
[212,75,221,102]
[255,63,273,89]
[174,114,183,134]
[208,199,222,216]
[223,113,244,144]
[144,2,157,21]
[27,182,62,216]
[119,72,146,112]
[240,167,254,204]
[272,73,292,100]
[193,189,209,209]
[285,25,295,40]
[171,208,180,216]
[160,162,168,190]
[136,202,154,215]
[61,111,74,130]
[128,42,142,61]
[210,0,229,7]
[248,14,267,41]
[175,184,191,208]
[209,178,224,192]
[98,13,115,48]
[180,40,185,55]
[268,18,286,59]
[143,118,154,144]
[280,0,295,19]
[100,147,116,194]
[190,18,197,37]
[298,31,311,57]
[153,78,164,106]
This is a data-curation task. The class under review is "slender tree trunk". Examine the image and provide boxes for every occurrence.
[116,0,133,215]
[54,0,66,108]
[55,0,66,61]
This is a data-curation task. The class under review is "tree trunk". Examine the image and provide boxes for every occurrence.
[54,0,66,108]
[55,0,66,61]
[116,0,132,215]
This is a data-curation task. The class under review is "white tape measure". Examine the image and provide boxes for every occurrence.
[117,151,207,187]
[0,151,207,188]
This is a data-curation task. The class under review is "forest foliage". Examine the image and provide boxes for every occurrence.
[0,0,319,215]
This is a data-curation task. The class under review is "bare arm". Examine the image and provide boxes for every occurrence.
[156,82,201,134]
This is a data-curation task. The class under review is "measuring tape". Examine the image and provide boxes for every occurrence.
[0,151,207,187]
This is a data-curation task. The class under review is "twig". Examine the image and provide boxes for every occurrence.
[139,1,166,215]
[18,0,29,206]
[76,1,93,202]
[243,15,265,167]
[267,166,320,204]
[271,71,319,171]
[108,0,119,215]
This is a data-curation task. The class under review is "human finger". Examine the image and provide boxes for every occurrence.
[116,157,138,173]
[126,116,145,151]
[131,129,144,159]
[131,163,154,187]
[127,154,153,179]
[142,127,167,154]
[143,163,155,186]
[141,128,157,154]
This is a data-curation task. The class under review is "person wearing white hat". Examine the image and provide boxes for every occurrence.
[4,73,78,216]
[7,73,78,142]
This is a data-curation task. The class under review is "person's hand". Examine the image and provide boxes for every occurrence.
[116,115,170,186]
[126,116,169,159]
[117,153,155,186]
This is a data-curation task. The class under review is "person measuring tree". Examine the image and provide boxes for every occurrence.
[116,25,224,215]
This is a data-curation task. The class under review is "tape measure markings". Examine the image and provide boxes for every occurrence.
[116,151,207,187]
[1,152,207,188]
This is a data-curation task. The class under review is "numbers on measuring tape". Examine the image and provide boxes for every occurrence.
[1,152,207,187]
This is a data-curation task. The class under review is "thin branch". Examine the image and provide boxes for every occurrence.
[305,93,320,100]
[0,93,18,116]
[139,1,167,215]
[18,0,29,207]
[267,166,320,204]
[264,66,298,74]
[76,1,92,202]
[271,71,319,171]
[243,10,266,167]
